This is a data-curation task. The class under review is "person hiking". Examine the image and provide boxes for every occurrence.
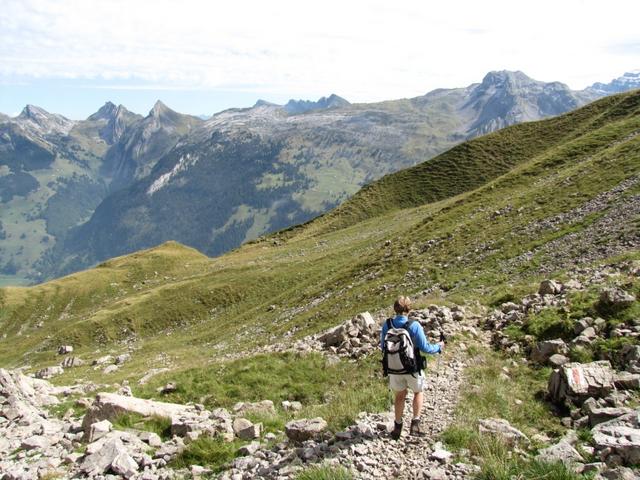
[381,296,443,439]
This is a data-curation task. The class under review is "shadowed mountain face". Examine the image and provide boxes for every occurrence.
[1,70,638,282]
[0,101,201,283]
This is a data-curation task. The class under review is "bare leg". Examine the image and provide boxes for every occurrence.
[412,391,423,418]
[394,389,407,423]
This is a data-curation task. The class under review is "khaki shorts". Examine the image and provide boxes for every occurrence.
[389,372,425,393]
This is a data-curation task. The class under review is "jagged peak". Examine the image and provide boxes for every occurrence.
[253,99,280,108]
[283,94,350,114]
[480,70,535,87]
[87,101,118,121]
[150,100,172,117]
[19,104,51,119]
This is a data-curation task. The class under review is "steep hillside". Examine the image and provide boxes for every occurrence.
[1,90,638,371]
[47,71,626,279]
[0,90,638,478]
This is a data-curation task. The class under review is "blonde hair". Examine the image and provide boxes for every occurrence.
[393,296,412,314]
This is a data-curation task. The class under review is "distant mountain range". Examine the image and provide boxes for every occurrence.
[0,69,638,283]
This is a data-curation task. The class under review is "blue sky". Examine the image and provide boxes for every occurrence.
[1,0,639,119]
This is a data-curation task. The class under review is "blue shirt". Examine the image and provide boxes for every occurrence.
[380,315,441,354]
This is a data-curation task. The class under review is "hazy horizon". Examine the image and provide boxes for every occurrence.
[1,0,639,119]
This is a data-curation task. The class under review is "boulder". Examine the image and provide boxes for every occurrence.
[80,436,125,475]
[592,411,640,466]
[614,372,640,390]
[536,440,583,465]
[477,418,529,446]
[238,441,261,456]
[233,400,275,416]
[57,345,73,355]
[115,353,131,365]
[285,417,328,443]
[157,382,177,394]
[111,451,139,478]
[531,339,568,364]
[21,435,53,450]
[281,400,303,412]
[539,280,563,296]
[86,419,113,442]
[103,365,119,374]
[599,288,636,310]
[586,407,634,427]
[81,392,192,433]
[621,345,640,368]
[352,312,375,331]
[92,355,114,366]
[318,325,347,347]
[35,366,64,379]
[232,418,261,440]
[549,354,570,368]
[548,361,616,406]
[60,356,85,368]
[138,431,162,447]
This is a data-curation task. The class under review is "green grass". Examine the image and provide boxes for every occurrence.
[472,436,587,480]
[171,435,244,472]
[136,352,389,432]
[0,90,638,393]
[295,465,354,480]
[112,412,172,440]
[442,347,564,453]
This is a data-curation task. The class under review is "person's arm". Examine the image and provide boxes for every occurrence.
[412,323,441,354]
[380,321,388,351]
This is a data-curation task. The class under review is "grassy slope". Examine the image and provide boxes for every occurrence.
[0,91,638,381]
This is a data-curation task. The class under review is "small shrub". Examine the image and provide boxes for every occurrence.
[171,435,243,471]
[474,436,585,480]
[111,412,172,439]
[526,309,574,341]
[592,337,637,368]
[568,346,594,364]
[441,425,477,451]
[295,465,353,480]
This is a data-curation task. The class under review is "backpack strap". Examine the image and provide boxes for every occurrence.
[403,319,415,333]
[386,318,393,330]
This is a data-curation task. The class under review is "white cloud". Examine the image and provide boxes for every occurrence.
[1,0,639,101]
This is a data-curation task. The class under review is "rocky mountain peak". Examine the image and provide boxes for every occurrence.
[253,99,279,108]
[150,100,172,118]
[16,104,75,135]
[480,70,536,89]
[588,70,640,94]
[283,94,350,115]
[19,104,51,121]
[87,101,118,121]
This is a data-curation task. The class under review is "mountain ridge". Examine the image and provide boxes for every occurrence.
[1,69,638,283]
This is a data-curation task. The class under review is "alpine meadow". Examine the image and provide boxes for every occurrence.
[2,1,640,477]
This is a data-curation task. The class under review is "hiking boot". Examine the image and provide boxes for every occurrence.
[410,418,425,437]
[390,421,403,440]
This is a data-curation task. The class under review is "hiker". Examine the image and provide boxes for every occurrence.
[381,296,443,439]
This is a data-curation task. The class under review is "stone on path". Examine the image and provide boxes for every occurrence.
[285,417,328,443]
